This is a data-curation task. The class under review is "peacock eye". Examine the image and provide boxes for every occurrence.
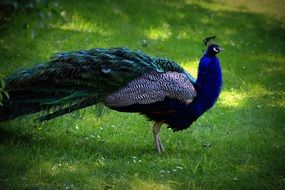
[213,47,219,52]
[102,67,111,73]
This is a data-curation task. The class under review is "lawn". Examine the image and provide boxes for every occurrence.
[0,0,285,189]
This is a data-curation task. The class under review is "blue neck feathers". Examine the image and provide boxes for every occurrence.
[194,54,222,114]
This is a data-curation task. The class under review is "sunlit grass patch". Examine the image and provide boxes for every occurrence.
[146,23,172,41]
[181,60,199,77]
[130,179,173,190]
[53,12,110,35]
[219,90,247,108]
[219,84,285,109]
[186,0,285,19]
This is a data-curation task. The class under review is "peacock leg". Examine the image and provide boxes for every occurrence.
[158,136,165,152]
[153,122,164,154]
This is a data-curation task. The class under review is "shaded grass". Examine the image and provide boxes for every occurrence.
[0,0,285,189]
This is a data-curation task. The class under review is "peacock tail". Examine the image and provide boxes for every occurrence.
[0,47,195,121]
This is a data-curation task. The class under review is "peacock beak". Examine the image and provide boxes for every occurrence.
[218,47,224,52]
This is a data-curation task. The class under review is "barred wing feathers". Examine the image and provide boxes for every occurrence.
[104,71,196,107]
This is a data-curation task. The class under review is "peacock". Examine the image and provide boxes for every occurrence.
[0,37,223,153]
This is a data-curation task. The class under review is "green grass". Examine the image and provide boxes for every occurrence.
[0,0,285,189]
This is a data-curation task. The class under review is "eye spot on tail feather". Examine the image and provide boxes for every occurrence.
[102,67,111,73]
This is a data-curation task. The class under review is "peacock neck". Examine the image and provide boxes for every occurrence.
[193,55,222,115]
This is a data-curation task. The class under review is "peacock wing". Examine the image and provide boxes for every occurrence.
[104,71,196,107]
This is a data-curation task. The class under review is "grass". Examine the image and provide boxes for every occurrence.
[0,0,285,189]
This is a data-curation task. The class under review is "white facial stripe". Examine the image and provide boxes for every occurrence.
[213,47,219,52]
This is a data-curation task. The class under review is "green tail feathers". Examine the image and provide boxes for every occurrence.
[0,47,195,121]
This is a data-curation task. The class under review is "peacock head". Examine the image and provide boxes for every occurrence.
[203,36,223,57]
[205,44,223,57]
